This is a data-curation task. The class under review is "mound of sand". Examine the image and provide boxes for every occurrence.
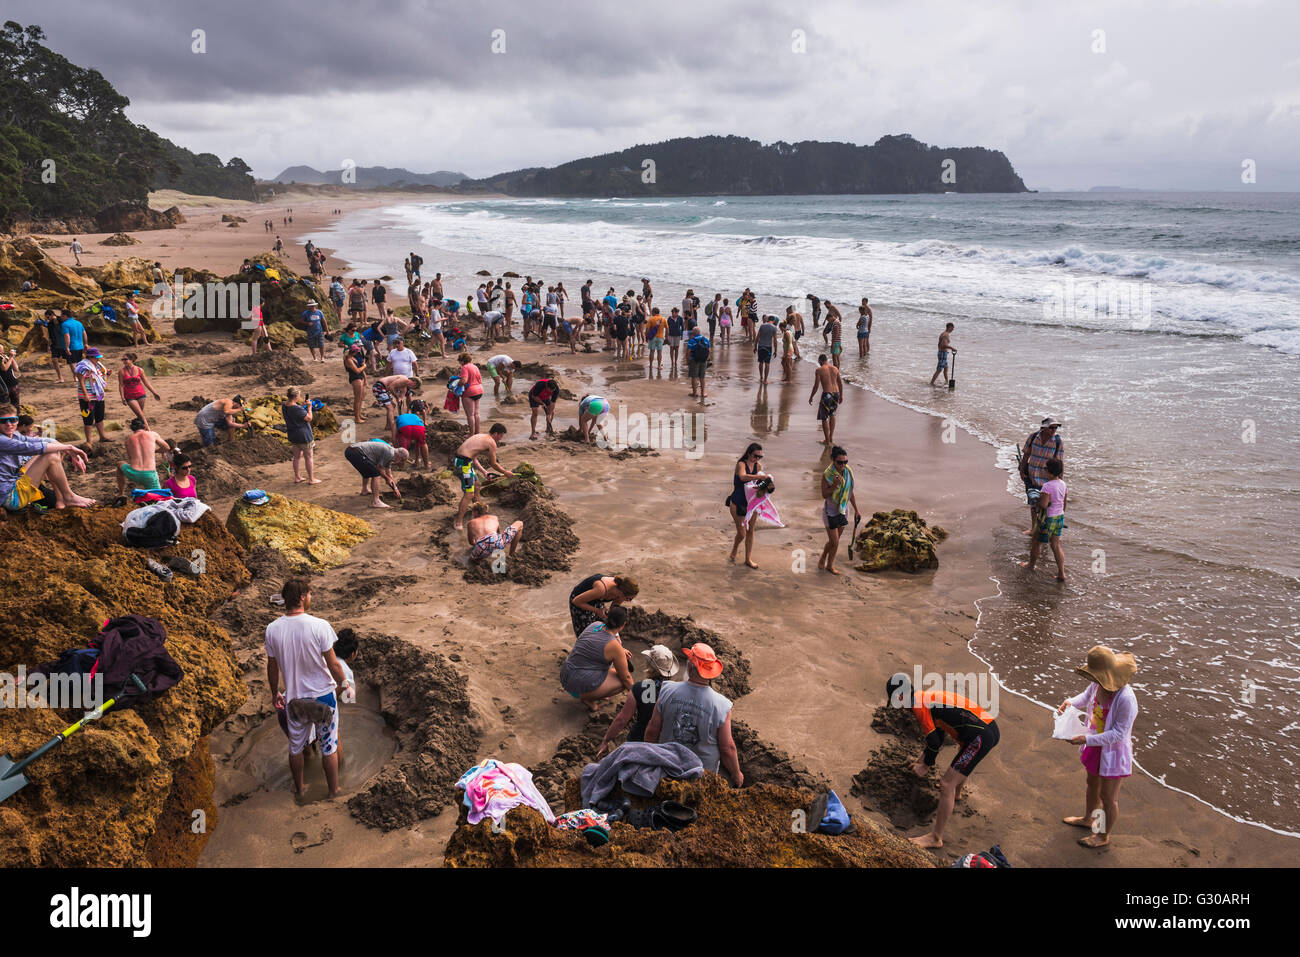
[0,507,250,867]
[225,493,372,569]
[853,509,948,573]
[344,630,483,831]
[464,466,578,586]
[443,773,935,868]
[226,351,314,386]
[395,473,455,511]
[100,232,141,247]
[170,395,209,412]
[622,607,752,701]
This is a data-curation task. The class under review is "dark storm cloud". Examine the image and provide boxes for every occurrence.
[5,0,1299,188]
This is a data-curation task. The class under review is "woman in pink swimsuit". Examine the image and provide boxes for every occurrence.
[119,353,161,428]
[459,351,484,436]
[162,452,198,499]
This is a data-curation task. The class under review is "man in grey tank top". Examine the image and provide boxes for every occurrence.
[646,643,743,786]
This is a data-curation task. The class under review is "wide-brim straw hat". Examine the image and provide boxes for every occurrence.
[1074,645,1137,692]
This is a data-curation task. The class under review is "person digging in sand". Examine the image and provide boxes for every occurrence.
[528,378,560,439]
[568,573,639,637]
[1059,645,1138,849]
[1020,456,1067,580]
[727,443,769,569]
[465,501,523,563]
[819,445,860,574]
[344,439,407,508]
[0,404,95,509]
[576,394,611,445]
[560,604,634,712]
[887,672,999,850]
[452,424,513,529]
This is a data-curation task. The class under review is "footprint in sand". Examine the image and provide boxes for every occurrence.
[291,826,334,854]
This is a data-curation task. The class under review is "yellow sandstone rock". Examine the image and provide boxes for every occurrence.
[225,493,371,569]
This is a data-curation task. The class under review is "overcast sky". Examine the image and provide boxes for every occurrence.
[9,0,1300,190]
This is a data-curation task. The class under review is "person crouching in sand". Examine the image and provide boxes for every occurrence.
[887,671,999,850]
[560,605,634,711]
[344,439,408,508]
[1059,645,1138,849]
[466,502,523,563]
[568,572,639,637]
[452,424,513,529]
[576,394,611,445]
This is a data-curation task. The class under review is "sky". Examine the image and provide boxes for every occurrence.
[9,0,1300,190]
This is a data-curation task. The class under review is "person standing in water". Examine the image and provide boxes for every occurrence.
[930,322,957,386]
[727,443,769,569]
[808,354,843,445]
[1021,457,1067,580]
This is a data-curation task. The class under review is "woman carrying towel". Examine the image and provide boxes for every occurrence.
[1058,645,1139,849]
[727,442,769,569]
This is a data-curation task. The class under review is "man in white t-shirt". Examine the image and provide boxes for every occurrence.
[386,337,418,378]
[481,310,506,344]
[486,353,521,397]
[264,579,352,797]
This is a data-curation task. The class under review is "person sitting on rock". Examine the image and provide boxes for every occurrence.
[645,643,743,787]
[0,404,95,510]
[465,501,523,563]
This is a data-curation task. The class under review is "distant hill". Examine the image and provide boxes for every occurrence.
[271,165,467,188]
[460,134,1028,196]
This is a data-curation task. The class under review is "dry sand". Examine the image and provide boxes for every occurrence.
[21,195,1297,867]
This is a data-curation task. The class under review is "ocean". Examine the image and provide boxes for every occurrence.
[319,191,1300,834]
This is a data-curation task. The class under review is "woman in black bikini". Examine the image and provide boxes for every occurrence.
[728,442,769,569]
[344,345,367,423]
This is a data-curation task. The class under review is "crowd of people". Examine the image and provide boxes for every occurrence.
[0,229,1129,856]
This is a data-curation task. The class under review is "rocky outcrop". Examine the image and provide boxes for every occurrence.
[0,507,250,867]
[100,232,141,246]
[93,202,185,233]
[225,494,372,569]
[0,237,103,300]
[853,509,948,573]
[171,253,337,337]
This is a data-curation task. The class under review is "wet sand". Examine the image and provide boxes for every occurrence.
[25,197,1298,866]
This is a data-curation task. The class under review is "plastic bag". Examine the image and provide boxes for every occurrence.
[1053,705,1090,741]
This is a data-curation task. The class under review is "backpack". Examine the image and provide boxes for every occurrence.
[122,505,181,548]
[704,300,714,317]
[689,337,710,362]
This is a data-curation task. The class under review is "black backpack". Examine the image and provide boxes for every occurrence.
[689,337,711,362]
[123,508,181,549]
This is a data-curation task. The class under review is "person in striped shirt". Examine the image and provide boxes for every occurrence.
[1020,416,1065,534]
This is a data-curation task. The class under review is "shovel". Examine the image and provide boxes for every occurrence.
[847,511,862,559]
[948,352,957,390]
[0,674,146,804]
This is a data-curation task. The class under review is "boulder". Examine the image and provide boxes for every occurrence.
[225,494,372,569]
[241,394,340,443]
[90,257,157,292]
[140,356,194,377]
[853,509,949,573]
[265,320,303,350]
[0,237,103,300]
[219,215,247,223]
[93,202,185,233]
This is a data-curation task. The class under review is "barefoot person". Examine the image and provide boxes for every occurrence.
[1019,416,1064,534]
[808,354,843,444]
[372,373,421,437]
[344,344,367,423]
[560,605,634,711]
[394,399,430,469]
[727,443,769,569]
[73,347,109,446]
[118,353,162,428]
[686,326,711,399]
[282,387,320,485]
[1059,645,1138,849]
[645,643,743,787]
[465,502,523,562]
[0,405,94,510]
[929,322,956,386]
[457,352,484,435]
[486,354,521,397]
[528,377,560,439]
[451,424,513,529]
[568,573,639,638]
[819,445,860,575]
[576,394,611,445]
[117,419,173,496]
[887,672,1000,850]
[264,579,352,798]
[1021,457,1067,580]
[195,396,249,447]
[344,439,408,508]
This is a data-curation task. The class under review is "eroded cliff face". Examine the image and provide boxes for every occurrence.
[0,507,249,866]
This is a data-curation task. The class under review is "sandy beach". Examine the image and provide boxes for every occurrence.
[10,192,1292,868]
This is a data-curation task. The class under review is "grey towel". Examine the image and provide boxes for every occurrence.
[580,741,704,807]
